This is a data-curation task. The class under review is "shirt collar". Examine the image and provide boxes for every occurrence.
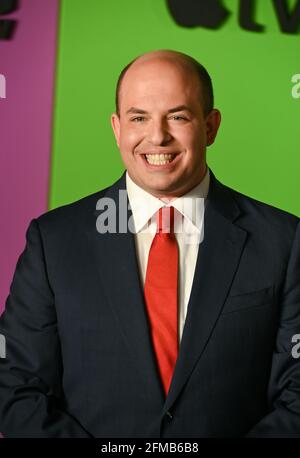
[126,167,210,234]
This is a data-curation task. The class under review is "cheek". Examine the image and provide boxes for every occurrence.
[187,128,206,152]
[175,125,202,146]
[179,130,206,165]
[178,136,200,158]
[119,127,144,152]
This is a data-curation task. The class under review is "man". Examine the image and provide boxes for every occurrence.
[0,49,300,438]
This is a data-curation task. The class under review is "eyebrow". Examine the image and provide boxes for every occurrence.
[125,105,192,115]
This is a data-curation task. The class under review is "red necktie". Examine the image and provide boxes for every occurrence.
[144,205,179,396]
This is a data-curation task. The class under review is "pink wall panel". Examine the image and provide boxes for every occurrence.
[0,0,59,314]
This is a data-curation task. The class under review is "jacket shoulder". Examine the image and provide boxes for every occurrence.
[232,186,298,223]
[35,184,113,232]
[218,181,300,240]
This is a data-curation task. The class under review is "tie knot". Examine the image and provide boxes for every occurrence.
[157,206,175,234]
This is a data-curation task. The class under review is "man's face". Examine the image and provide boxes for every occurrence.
[111,57,221,198]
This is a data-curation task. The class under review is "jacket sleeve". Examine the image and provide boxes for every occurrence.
[0,219,92,437]
[245,221,300,438]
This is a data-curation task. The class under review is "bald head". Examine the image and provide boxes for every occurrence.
[115,50,214,117]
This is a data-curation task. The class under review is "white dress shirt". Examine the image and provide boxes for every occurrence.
[126,168,210,344]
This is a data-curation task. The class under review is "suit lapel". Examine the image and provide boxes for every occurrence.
[85,172,165,406]
[163,172,248,413]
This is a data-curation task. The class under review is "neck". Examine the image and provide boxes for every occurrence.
[156,165,208,201]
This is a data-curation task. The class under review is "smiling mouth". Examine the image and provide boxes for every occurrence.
[144,153,177,165]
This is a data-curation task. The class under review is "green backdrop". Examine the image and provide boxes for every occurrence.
[49,0,300,216]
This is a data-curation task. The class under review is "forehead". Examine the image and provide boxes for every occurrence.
[119,58,201,111]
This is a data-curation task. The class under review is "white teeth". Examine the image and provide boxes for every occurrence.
[145,153,175,165]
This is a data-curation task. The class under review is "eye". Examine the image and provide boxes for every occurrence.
[170,115,187,121]
[131,116,145,122]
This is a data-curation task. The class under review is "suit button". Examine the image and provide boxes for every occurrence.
[165,410,173,421]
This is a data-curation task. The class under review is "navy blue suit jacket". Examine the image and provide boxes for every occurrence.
[0,170,300,437]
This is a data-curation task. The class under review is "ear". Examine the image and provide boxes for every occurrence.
[111,113,121,147]
[205,109,221,146]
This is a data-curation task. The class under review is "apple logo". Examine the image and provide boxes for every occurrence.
[0,0,18,40]
[166,0,300,34]
[166,0,230,29]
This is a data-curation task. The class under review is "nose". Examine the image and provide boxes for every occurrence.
[147,119,172,146]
